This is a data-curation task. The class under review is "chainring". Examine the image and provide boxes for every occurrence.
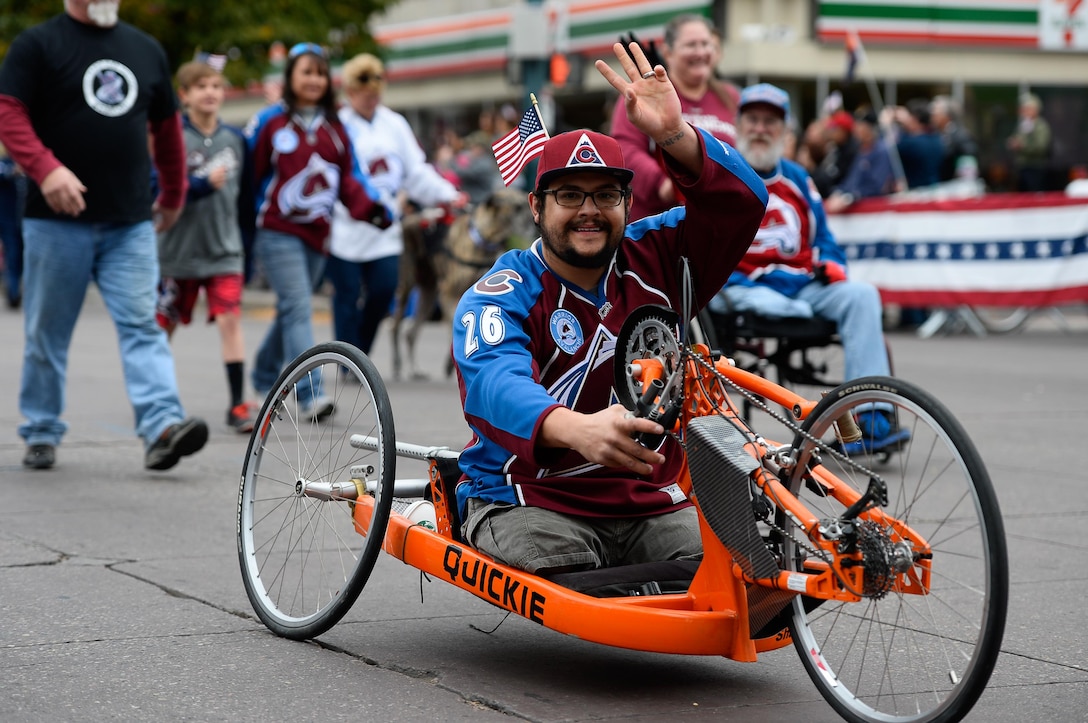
[613,305,682,410]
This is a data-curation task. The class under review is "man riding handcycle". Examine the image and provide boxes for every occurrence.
[237,41,1007,723]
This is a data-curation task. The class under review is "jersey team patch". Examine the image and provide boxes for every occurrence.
[474,269,522,295]
[273,127,300,154]
[549,309,583,354]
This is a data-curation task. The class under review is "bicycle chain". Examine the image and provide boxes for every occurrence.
[683,348,881,478]
[763,506,832,566]
[669,348,888,572]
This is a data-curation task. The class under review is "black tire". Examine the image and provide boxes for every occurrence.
[237,342,396,640]
[783,376,1008,723]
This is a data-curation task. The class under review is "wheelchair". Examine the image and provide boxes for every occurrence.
[697,301,844,418]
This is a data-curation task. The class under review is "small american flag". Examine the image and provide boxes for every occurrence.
[492,105,549,187]
[196,51,228,73]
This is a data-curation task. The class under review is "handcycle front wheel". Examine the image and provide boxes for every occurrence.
[782,376,1008,723]
[237,342,396,640]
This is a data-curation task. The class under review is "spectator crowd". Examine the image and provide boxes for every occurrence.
[0,2,1067,472]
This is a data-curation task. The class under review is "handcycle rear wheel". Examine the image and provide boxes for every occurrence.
[782,376,1008,723]
[237,342,396,640]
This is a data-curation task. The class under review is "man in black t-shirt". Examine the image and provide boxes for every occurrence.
[0,0,209,471]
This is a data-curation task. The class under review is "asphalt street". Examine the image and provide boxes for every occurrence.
[2,288,1086,722]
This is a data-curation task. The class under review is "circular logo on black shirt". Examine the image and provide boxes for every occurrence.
[82,59,138,117]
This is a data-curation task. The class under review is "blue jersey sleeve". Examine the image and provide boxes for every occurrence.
[452,254,563,466]
[243,103,281,151]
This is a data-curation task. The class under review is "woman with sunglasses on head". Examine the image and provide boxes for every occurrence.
[244,43,392,419]
[326,53,463,361]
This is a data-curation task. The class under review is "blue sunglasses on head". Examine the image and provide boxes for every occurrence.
[288,42,327,60]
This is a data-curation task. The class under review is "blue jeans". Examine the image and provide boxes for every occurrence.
[324,253,400,355]
[796,279,890,380]
[19,219,186,448]
[252,229,326,400]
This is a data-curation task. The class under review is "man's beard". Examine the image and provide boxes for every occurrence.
[737,134,785,172]
[87,1,120,27]
[539,212,624,270]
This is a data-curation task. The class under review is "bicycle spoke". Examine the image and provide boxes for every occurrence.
[780,375,1006,722]
[238,343,396,639]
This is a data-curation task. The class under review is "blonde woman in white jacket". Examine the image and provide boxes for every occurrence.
[327,53,463,356]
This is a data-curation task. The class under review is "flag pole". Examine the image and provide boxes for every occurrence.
[851,32,908,191]
[524,93,551,186]
[530,93,550,137]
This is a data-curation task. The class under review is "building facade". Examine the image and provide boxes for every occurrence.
[370,0,1087,190]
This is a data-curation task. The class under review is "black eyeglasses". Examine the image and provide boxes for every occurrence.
[357,73,384,85]
[288,42,327,60]
[540,189,628,208]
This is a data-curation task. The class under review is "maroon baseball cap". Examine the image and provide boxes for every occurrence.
[534,130,634,191]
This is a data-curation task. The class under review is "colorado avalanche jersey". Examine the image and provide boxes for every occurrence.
[452,129,767,519]
[728,159,846,298]
[245,104,389,254]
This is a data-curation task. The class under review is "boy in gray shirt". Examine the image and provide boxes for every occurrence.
[157,61,256,432]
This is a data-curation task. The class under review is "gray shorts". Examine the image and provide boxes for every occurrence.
[462,499,702,575]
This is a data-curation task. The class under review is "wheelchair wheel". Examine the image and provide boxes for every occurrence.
[782,376,1008,723]
[237,342,396,640]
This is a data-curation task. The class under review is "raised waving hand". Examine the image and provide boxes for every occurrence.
[594,42,701,175]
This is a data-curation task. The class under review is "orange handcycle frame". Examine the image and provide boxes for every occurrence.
[349,347,928,661]
[238,328,1007,723]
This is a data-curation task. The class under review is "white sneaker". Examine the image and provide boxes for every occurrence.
[302,396,335,422]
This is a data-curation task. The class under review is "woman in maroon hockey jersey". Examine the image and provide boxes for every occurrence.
[244,43,391,419]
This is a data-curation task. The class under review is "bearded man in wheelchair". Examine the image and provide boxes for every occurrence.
[707,84,909,455]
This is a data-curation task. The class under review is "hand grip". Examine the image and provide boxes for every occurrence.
[634,378,664,418]
[638,402,679,450]
[632,378,672,449]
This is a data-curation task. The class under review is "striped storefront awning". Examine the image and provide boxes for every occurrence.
[815,1,1088,51]
[374,0,711,81]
